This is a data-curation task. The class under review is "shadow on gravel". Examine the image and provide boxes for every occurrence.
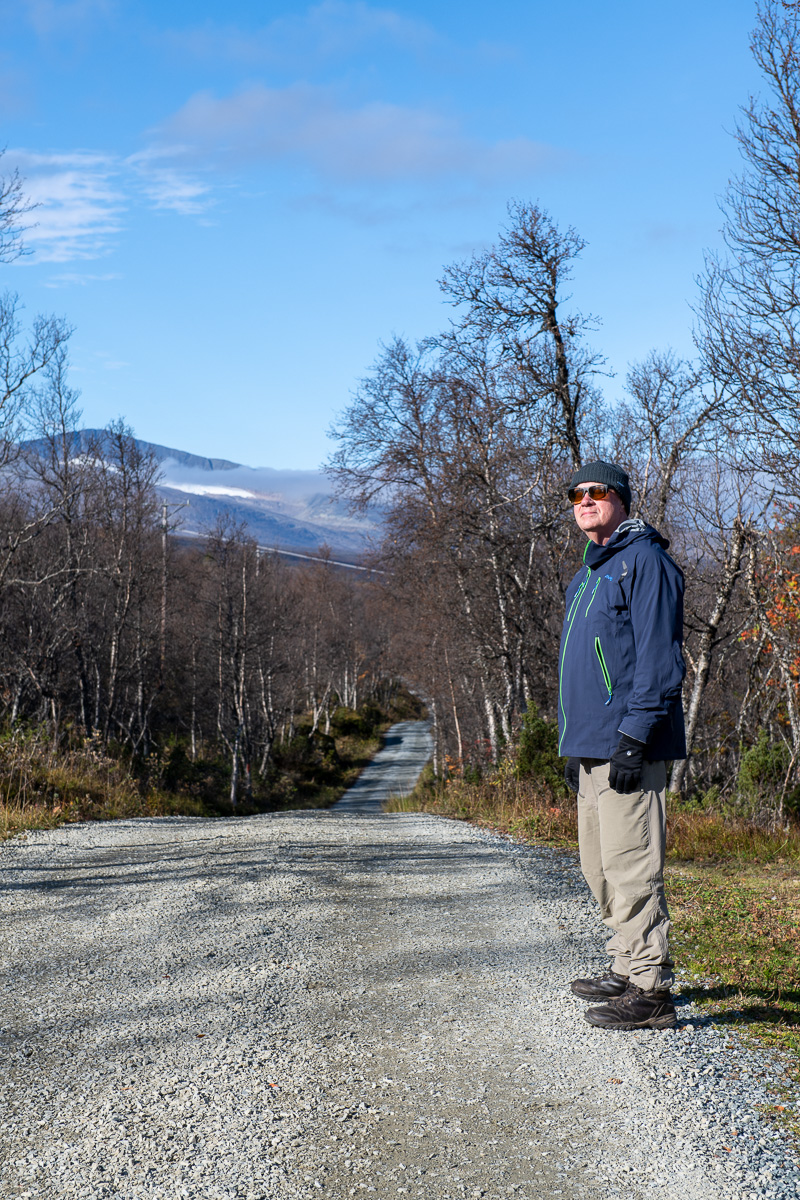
[3,822,590,1053]
[2,828,583,982]
[3,843,498,889]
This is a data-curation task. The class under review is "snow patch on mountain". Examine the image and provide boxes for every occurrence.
[164,481,259,500]
[153,452,378,559]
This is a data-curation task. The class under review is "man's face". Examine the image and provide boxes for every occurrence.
[571,482,627,545]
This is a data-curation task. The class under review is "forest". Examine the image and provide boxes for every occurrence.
[2,0,800,833]
[0,423,411,818]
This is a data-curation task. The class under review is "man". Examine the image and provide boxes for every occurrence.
[558,460,686,1031]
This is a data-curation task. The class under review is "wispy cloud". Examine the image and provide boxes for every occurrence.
[93,349,128,370]
[155,84,563,184]
[43,271,121,288]
[3,0,557,262]
[9,150,125,261]
[4,147,214,262]
[164,0,440,69]
[127,151,213,215]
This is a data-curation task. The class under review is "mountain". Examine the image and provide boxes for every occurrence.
[27,430,379,562]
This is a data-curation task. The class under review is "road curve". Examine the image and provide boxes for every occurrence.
[334,719,433,812]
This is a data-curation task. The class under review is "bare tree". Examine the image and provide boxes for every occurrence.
[0,157,67,470]
[615,351,721,531]
[328,204,610,765]
[0,152,36,265]
[700,0,800,474]
[668,467,760,796]
[440,200,606,467]
[329,331,580,761]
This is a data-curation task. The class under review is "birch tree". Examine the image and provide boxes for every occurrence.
[700,0,800,476]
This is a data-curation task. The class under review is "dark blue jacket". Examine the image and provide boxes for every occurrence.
[558,519,686,761]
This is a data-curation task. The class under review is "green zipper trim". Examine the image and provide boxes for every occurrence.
[566,572,588,624]
[585,578,601,616]
[559,568,591,752]
[594,636,613,705]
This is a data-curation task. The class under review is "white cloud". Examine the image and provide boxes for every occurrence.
[3,0,558,264]
[9,150,125,261]
[155,84,562,184]
[91,350,128,370]
[5,147,214,262]
[127,151,213,215]
[165,481,258,500]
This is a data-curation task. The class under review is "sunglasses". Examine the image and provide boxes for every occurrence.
[567,484,614,504]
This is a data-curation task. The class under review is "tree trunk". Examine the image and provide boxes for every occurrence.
[230,723,241,807]
[670,516,750,795]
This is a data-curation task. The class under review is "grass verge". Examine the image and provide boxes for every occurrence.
[668,862,800,1136]
[385,765,579,847]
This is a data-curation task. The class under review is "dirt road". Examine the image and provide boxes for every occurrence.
[0,724,793,1199]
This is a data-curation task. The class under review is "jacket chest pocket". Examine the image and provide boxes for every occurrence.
[607,575,630,618]
[594,636,613,705]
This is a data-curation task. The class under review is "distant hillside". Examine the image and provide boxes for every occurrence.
[24,429,243,473]
[23,429,379,562]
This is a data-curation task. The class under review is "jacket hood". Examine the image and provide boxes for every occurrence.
[584,518,669,570]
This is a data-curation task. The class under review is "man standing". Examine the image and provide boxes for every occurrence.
[558,460,686,1030]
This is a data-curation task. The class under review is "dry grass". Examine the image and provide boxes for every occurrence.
[385,767,579,847]
[387,765,800,864]
[0,721,390,840]
[667,807,800,863]
[0,728,210,840]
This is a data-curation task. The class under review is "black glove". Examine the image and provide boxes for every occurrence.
[608,733,646,794]
[564,757,581,793]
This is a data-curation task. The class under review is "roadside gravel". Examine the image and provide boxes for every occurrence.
[0,794,798,1197]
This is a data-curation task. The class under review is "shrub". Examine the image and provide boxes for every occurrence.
[330,707,369,738]
[735,728,800,819]
[515,701,567,797]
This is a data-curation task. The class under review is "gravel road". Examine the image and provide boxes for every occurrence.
[334,721,433,812]
[1,723,798,1200]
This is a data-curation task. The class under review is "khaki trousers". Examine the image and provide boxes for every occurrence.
[577,759,674,991]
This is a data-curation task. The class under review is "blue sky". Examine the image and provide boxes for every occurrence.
[2,0,761,469]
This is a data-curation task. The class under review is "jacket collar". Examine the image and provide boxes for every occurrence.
[584,518,667,570]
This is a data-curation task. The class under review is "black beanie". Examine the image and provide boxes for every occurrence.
[569,460,631,514]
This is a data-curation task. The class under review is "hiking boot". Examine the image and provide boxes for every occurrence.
[584,984,677,1030]
[570,970,629,1000]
